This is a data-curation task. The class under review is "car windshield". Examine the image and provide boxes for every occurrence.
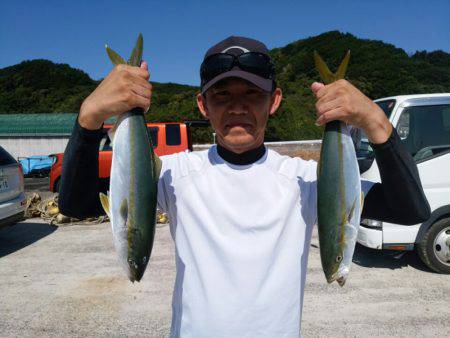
[375,99,396,119]
[0,146,16,166]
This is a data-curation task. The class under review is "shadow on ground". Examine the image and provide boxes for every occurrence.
[0,220,57,258]
[352,243,434,273]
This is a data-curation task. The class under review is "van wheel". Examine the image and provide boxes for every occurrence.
[417,218,450,274]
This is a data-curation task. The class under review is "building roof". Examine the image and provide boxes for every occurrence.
[0,113,117,136]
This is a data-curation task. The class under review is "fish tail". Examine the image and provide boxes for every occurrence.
[314,50,351,84]
[335,50,351,80]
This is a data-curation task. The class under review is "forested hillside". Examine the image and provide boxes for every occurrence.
[1,31,449,142]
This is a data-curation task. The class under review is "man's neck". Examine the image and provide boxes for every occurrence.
[217,143,266,165]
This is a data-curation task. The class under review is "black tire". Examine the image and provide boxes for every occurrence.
[417,217,450,274]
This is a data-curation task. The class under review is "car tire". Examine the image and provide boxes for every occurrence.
[417,217,450,274]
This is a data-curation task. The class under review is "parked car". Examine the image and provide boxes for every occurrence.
[0,146,26,229]
[49,120,209,192]
[357,93,450,274]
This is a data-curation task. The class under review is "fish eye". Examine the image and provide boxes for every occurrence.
[336,255,342,263]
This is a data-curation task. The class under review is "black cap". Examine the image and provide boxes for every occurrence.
[200,36,275,94]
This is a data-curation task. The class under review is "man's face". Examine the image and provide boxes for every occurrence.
[197,78,282,154]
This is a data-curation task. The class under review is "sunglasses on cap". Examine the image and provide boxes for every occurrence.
[200,52,276,86]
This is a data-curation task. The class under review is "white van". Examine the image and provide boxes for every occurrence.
[357,94,450,274]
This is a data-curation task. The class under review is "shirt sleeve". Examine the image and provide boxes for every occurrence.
[58,117,107,219]
[361,127,431,225]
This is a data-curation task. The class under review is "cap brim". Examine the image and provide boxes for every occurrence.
[201,69,273,94]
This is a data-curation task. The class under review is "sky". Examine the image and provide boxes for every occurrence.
[1,0,449,86]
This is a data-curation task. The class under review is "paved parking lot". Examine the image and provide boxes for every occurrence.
[1,219,449,337]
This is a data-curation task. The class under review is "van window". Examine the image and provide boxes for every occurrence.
[148,127,158,148]
[443,107,450,129]
[400,104,450,162]
[166,124,181,146]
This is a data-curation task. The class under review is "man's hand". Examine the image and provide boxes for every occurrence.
[78,61,152,130]
[311,79,393,144]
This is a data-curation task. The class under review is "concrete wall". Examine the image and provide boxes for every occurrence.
[0,137,71,159]
[193,140,322,158]
[1,136,322,161]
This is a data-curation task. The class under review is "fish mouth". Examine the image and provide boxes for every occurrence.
[336,276,347,287]
[326,273,338,284]
[326,269,348,287]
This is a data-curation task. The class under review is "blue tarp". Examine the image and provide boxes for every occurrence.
[19,156,54,175]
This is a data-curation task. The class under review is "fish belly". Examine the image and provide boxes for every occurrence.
[110,117,133,279]
[336,127,361,284]
[317,121,362,285]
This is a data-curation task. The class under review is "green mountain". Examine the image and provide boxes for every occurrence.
[267,31,450,141]
[0,59,95,114]
[1,31,450,142]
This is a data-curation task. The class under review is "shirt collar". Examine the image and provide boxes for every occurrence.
[216,143,266,165]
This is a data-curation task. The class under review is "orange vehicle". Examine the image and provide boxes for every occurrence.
[49,121,208,192]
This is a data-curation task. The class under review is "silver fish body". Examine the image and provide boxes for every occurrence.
[317,121,362,286]
[100,34,158,282]
[103,112,158,282]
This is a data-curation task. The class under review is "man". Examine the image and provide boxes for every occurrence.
[59,36,430,337]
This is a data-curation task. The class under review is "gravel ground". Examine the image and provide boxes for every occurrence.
[1,218,449,337]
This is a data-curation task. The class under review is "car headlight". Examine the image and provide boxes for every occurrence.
[361,218,382,228]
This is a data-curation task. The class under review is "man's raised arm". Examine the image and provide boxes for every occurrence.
[58,118,106,218]
[312,80,431,225]
[58,61,152,218]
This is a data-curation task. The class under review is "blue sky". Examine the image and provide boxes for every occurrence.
[1,0,449,86]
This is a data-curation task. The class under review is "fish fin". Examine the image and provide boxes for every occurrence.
[314,51,334,84]
[154,154,162,180]
[360,191,365,210]
[335,50,351,80]
[105,45,127,66]
[119,198,128,223]
[128,33,143,67]
[107,127,116,147]
[347,197,358,223]
[99,192,111,218]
